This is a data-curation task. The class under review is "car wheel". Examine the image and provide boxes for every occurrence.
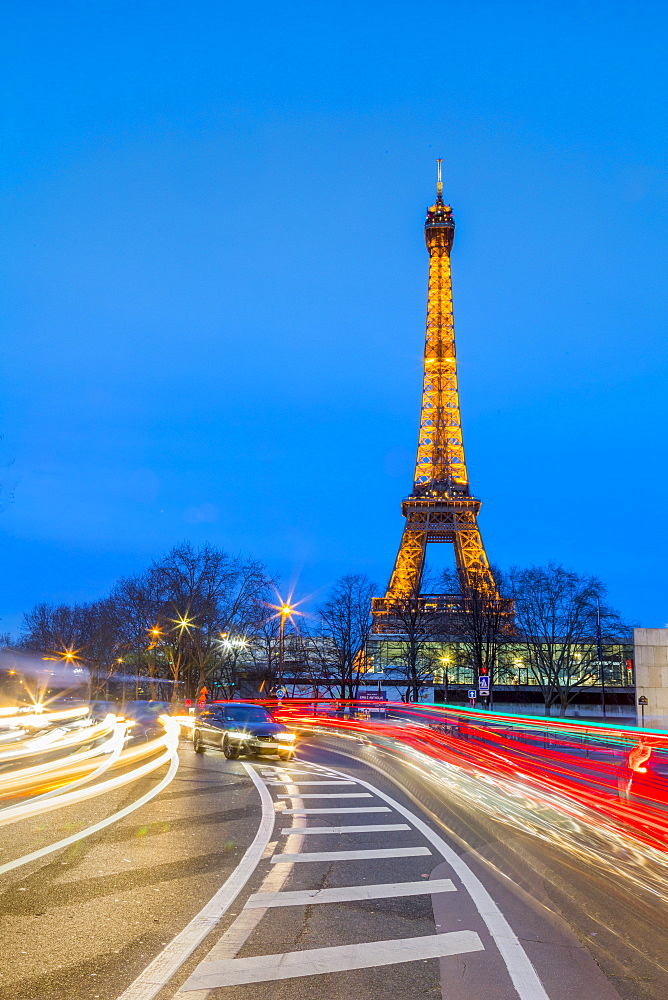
[193,730,205,754]
[223,736,240,760]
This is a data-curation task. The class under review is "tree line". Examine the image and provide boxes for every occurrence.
[384,563,630,715]
[17,544,377,702]
[12,544,630,715]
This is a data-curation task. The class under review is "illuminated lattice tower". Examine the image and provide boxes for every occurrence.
[372,163,499,630]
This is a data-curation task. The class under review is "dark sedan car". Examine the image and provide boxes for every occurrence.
[121,700,172,741]
[192,702,297,760]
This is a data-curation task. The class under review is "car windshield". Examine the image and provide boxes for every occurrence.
[223,706,273,723]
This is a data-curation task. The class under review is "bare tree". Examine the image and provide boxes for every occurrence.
[440,567,515,707]
[290,631,341,697]
[19,543,273,703]
[108,572,163,698]
[22,602,84,655]
[508,563,627,716]
[150,544,273,699]
[382,597,444,703]
[316,575,376,699]
[21,598,122,698]
[244,617,281,697]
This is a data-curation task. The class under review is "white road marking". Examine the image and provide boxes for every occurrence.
[276,792,372,799]
[268,780,356,786]
[179,931,484,989]
[280,823,410,835]
[280,806,391,814]
[270,846,431,863]
[310,752,551,1000]
[171,772,311,1000]
[261,840,278,859]
[245,877,457,908]
[115,763,275,1000]
[171,903,267,1000]
[261,769,314,775]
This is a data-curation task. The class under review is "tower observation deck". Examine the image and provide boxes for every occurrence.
[372,163,506,631]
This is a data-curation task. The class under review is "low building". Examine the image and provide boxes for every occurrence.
[361,636,635,720]
[634,628,668,729]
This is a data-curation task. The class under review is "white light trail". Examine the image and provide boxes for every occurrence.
[0,718,180,876]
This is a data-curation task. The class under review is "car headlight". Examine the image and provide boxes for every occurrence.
[276,733,296,742]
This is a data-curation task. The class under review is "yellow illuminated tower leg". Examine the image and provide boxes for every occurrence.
[373,162,498,630]
[386,526,427,598]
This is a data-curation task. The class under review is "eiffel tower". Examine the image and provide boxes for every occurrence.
[372,163,500,631]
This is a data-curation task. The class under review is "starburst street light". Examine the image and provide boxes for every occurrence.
[147,624,164,650]
[170,613,197,636]
[218,632,249,652]
[266,597,303,687]
[264,590,313,693]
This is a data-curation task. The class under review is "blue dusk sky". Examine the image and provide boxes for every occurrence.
[2,0,667,635]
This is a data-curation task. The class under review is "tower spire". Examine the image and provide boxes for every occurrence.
[436,158,443,202]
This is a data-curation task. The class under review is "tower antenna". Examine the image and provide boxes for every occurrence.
[436,158,443,201]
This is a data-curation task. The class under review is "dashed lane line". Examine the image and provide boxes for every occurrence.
[179,931,484,990]
[270,846,431,863]
[245,877,457,908]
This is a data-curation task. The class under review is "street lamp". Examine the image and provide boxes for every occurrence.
[147,626,163,700]
[596,599,606,720]
[279,604,293,684]
[440,655,451,704]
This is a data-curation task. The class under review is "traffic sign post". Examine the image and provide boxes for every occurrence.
[638,694,648,727]
[477,675,490,709]
[468,689,476,708]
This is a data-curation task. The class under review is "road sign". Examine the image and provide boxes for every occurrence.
[479,689,489,697]
[468,690,476,700]
[275,687,287,699]
[478,676,490,692]
[638,696,648,705]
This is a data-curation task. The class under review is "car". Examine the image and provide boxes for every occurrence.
[89,700,120,721]
[121,700,173,741]
[192,702,297,760]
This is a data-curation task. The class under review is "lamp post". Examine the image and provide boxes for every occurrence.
[440,655,451,704]
[148,626,162,701]
[596,600,606,720]
[279,604,292,685]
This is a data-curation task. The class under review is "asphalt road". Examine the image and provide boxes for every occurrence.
[1,733,667,1000]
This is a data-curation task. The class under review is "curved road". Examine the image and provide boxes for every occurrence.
[1,735,666,1000]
